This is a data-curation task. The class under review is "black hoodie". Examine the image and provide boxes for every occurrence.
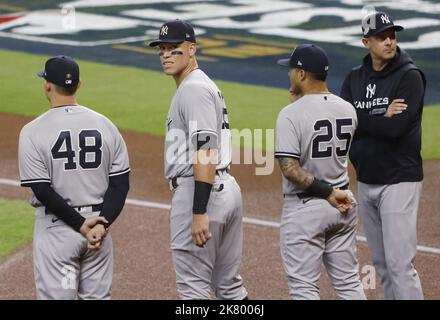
[341,46,426,184]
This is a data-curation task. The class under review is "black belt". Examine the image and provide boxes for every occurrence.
[45,203,103,215]
[295,183,349,199]
[170,169,229,190]
[76,203,103,212]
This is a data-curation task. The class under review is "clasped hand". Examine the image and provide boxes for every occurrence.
[327,189,352,214]
[79,216,109,250]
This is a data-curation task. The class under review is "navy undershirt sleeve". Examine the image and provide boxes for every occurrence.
[31,183,85,232]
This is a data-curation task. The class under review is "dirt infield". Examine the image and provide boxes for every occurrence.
[0,112,439,299]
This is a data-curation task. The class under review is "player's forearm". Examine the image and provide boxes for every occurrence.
[277,157,314,190]
[192,149,217,214]
[30,183,85,232]
[193,149,217,183]
[277,157,333,198]
[99,172,130,228]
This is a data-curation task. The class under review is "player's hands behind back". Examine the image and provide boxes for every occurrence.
[327,189,352,214]
[79,216,108,250]
[87,224,108,250]
[192,213,212,247]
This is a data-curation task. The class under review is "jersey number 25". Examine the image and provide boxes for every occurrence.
[311,119,353,159]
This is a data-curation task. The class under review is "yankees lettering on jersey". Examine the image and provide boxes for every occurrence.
[19,105,130,207]
[353,82,389,114]
[164,69,231,179]
[275,94,358,195]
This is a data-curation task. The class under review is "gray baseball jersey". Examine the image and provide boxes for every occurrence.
[164,69,247,300]
[275,94,358,195]
[19,105,130,203]
[164,69,231,179]
[18,104,130,299]
[275,93,365,300]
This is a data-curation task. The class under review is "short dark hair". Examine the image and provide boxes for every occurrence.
[54,83,79,96]
[309,72,327,82]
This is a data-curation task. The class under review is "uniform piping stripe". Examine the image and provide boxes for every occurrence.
[190,129,218,137]
[274,152,300,159]
[0,177,439,256]
[20,178,51,183]
[109,168,131,177]
[20,179,51,186]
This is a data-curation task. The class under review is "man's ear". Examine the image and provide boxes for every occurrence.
[44,80,51,92]
[189,42,197,57]
[362,37,369,49]
[299,69,307,81]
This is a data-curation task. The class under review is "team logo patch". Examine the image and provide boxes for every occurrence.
[366,83,376,99]
[160,25,168,36]
[381,14,390,24]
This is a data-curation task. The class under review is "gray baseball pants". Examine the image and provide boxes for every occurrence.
[358,181,424,300]
[169,172,248,300]
[33,207,113,300]
[280,190,366,300]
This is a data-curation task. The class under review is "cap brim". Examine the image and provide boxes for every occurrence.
[277,58,290,67]
[149,39,185,47]
[37,71,45,78]
[367,25,404,37]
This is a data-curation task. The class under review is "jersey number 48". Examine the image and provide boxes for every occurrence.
[51,130,102,170]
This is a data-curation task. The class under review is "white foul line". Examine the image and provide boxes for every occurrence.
[0,178,20,187]
[1,177,440,256]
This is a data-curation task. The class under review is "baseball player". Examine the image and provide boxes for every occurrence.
[340,12,426,299]
[149,19,248,300]
[18,55,130,299]
[275,44,366,300]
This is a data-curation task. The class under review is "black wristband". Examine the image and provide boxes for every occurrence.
[96,220,108,228]
[193,181,213,214]
[305,178,333,199]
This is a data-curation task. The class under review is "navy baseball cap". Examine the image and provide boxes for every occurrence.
[37,55,79,87]
[149,19,196,47]
[277,44,329,75]
[362,11,403,37]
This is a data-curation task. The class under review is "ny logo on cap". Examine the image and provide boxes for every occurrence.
[381,14,390,24]
[297,60,303,66]
[366,83,376,98]
[160,25,168,36]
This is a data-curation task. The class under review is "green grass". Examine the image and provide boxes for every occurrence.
[0,198,35,260]
[422,105,440,159]
[0,48,285,138]
[0,48,438,158]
